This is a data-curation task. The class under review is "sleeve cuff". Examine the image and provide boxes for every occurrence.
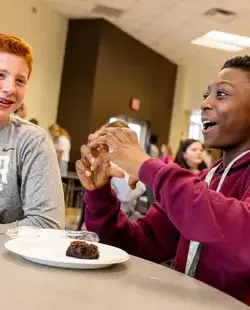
[139,158,167,188]
[85,184,117,209]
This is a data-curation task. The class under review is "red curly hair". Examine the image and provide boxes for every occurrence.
[0,33,33,77]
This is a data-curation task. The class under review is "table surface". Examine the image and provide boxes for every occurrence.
[0,236,248,310]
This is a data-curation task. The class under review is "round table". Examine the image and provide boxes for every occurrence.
[0,236,248,310]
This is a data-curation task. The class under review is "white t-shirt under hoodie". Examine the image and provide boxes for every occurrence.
[54,136,71,163]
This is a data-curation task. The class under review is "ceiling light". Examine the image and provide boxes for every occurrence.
[191,30,250,52]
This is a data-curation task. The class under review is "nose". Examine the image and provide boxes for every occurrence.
[197,149,203,156]
[201,95,214,112]
[2,76,16,95]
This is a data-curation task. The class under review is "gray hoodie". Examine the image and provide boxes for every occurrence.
[0,115,65,232]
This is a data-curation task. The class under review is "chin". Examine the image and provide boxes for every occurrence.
[0,110,10,118]
[203,138,222,150]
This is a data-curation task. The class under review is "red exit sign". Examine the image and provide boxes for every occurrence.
[130,98,140,111]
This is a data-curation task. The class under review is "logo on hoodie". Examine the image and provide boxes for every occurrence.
[0,155,9,189]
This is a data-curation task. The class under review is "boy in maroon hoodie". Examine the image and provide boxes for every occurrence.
[76,55,250,305]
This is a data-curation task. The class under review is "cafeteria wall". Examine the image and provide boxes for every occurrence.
[0,0,68,128]
[57,18,177,168]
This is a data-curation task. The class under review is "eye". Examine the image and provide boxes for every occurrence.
[217,90,228,99]
[203,92,209,99]
[16,78,26,86]
[0,72,6,79]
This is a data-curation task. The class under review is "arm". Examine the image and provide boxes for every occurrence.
[85,184,179,263]
[57,151,63,159]
[0,134,65,232]
[139,158,250,255]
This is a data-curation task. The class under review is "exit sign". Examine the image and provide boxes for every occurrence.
[130,98,140,111]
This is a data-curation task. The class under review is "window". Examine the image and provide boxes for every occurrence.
[109,116,148,148]
[188,110,203,142]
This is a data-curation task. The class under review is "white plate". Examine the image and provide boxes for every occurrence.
[5,238,130,269]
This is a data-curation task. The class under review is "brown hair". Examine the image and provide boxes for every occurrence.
[49,124,71,139]
[106,119,129,128]
[0,33,33,77]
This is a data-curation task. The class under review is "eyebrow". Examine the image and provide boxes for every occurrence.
[207,80,235,90]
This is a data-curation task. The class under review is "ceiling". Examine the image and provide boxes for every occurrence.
[42,0,250,64]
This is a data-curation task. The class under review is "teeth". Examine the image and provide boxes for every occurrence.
[202,120,217,130]
[0,98,13,105]
[202,120,213,125]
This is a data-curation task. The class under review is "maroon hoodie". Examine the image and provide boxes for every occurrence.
[85,153,250,305]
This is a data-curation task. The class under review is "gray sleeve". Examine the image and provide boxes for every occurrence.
[0,132,65,232]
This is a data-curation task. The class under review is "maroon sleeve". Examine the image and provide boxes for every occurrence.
[139,158,250,256]
[84,184,179,263]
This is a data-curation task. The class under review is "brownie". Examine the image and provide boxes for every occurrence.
[66,241,99,259]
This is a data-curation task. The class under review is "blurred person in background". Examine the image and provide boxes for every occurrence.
[14,102,26,119]
[160,143,173,164]
[49,124,71,176]
[147,134,159,158]
[29,118,39,125]
[174,139,207,173]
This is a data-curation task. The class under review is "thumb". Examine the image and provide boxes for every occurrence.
[128,176,138,190]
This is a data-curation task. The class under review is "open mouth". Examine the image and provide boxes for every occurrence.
[202,120,217,131]
[0,98,15,106]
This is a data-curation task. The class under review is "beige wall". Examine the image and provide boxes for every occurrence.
[168,65,190,155]
[0,0,68,129]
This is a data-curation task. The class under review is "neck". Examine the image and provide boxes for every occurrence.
[223,141,250,166]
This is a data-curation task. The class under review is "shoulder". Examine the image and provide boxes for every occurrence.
[10,116,54,154]
[58,135,70,142]
[58,135,71,146]
[10,116,50,141]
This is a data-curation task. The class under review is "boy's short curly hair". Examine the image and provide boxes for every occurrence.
[222,55,250,74]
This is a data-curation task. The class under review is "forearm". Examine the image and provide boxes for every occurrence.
[0,215,60,234]
[139,159,250,254]
[85,184,178,262]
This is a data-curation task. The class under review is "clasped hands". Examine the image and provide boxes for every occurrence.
[76,127,150,191]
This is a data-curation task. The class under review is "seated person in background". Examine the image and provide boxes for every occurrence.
[49,124,71,176]
[29,118,39,125]
[14,102,26,119]
[107,120,146,220]
[0,33,64,232]
[160,143,173,164]
[77,55,250,305]
[147,134,159,158]
[174,139,207,173]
